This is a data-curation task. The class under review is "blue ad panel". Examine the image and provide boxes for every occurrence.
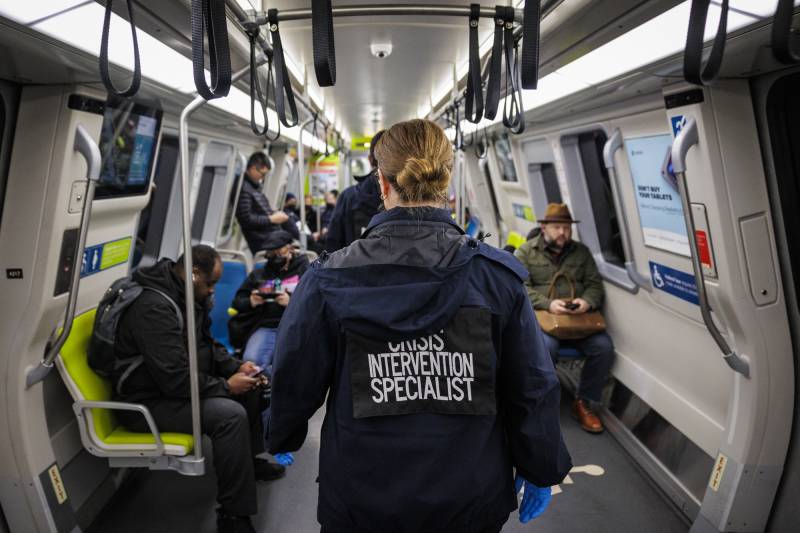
[649,261,698,306]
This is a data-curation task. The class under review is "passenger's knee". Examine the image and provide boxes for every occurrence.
[208,398,249,431]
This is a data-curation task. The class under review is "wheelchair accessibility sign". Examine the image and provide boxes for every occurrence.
[671,115,687,137]
[650,261,698,305]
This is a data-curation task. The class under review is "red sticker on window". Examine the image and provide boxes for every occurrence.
[696,230,712,269]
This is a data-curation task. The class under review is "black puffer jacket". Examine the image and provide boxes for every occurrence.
[236,177,299,253]
[324,170,381,252]
[114,259,242,404]
[228,254,310,349]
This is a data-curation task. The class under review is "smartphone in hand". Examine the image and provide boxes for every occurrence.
[565,302,580,311]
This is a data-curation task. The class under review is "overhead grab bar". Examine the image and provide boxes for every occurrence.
[603,129,651,292]
[671,117,750,378]
[26,124,101,388]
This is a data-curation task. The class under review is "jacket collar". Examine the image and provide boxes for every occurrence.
[363,207,464,237]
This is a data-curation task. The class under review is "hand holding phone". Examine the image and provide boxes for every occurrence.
[564,302,580,311]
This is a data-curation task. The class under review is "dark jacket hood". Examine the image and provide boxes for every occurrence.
[352,170,381,213]
[312,208,525,341]
[133,258,184,300]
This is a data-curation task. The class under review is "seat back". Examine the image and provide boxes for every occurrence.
[57,309,118,440]
[210,260,248,352]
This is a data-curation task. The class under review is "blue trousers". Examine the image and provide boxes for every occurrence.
[542,331,615,402]
[243,327,278,376]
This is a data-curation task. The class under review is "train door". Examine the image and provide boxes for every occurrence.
[158,134,197,261]
[485,132,538,240]
[752,67,800,533]
[463,149,501,247]
[190,141,235,246]
[521,137,563,239]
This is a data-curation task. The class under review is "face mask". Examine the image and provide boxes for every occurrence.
[267,255,288,269]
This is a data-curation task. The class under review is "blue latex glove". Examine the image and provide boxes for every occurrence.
[514,475,552,523]
[274,452,294,466]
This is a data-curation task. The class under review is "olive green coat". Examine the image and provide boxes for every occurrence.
[514,234,605,311]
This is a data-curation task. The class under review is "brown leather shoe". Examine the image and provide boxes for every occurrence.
[573,399,604,433]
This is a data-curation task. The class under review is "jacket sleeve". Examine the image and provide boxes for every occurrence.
[579,252,605,310]
[129,299,230,399]
[515,245,551,311]
[268,272,335,453]
[232,271,260,312]
[499,286,572,487]
[236,189,271,231]
[214,346,242,378]
[323,194,349,252]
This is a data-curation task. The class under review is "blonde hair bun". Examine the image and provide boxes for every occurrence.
[396,157,450,190]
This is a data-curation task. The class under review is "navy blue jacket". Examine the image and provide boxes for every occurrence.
[269,208,571,533]
[323,170,381,252]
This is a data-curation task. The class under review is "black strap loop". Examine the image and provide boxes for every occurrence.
[520,0,541,89]
[324,124,331,156]
[465,4,484,124]
[248,34,281,141]
[484,6,506,120]
[503,30,525,134]
[268,9,299,127]
[312,0,337,87]
[476,127,489,159]
[454,103,464,150]
[772,0,800,64]
[191,0,232,100]
[99,0,141,98]
[683,0,729,86]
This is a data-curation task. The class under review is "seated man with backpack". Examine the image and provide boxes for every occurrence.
[94,245,284,533]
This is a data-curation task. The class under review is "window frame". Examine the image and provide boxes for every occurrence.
[560,126,636,293]
[0,81,20,231]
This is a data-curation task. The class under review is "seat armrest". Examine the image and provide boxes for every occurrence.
[73,400,164,455]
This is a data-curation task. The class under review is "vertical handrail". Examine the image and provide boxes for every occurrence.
[297,117,315,252]
[26,124,101,388]
[603,129,651,292]
[178,63,257,466]
[671,117,750,378]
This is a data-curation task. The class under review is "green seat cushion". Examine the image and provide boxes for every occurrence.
[104,427,194,453]
[59,309,193,455]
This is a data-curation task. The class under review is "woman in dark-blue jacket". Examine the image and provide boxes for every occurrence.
[269,119,571,533]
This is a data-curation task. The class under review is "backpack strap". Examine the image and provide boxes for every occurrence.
[116,287,184,395]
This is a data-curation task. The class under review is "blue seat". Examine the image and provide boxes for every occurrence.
[210,260,249,353]
[558,347,583,359]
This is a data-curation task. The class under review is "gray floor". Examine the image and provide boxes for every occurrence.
[88,393,689,533]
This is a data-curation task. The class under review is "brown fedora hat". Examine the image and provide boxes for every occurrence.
[539,203,579,223]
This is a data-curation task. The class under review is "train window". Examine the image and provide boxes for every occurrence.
[541,163,562,204]
[191,166,226,242]
[578,131,625,267]
[0,82,18,230]
[133,135,179,268]
[494,133,518,182]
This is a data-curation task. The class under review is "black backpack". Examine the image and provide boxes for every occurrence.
[88,276,182,392]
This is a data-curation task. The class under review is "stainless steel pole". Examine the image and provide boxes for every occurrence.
[297,117,315,252]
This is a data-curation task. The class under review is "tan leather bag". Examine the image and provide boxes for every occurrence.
[534,272,606,340]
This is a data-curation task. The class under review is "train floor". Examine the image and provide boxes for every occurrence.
[87,390,690,533]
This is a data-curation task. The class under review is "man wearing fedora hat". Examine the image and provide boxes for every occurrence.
[514,203,614,433]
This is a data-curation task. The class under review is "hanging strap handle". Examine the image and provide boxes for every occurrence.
[502,13,525,134]
[547,271,576,301]
[268,9,299,127]
[464,4,484,124]
[484,6,506,120]
[520,0,541,89]
[683,0,729,86]
[476,127,489,159]
[312,0,337,87]
[99,0,141,97]
[191,0,232,100]
[772,0,800,64]
[248,33,269,137]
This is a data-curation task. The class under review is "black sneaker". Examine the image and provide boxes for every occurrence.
[254,458,286,481]
[217,512,256,533]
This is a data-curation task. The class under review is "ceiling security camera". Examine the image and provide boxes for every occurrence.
[370,43,393,59]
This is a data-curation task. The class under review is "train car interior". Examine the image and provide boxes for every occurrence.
[0,0,799,532]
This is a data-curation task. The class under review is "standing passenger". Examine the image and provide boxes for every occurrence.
[236,152,299,255]
[269,120,571,533]
[514,203,615,433]
[114,245,285,533]
[324,130,384,252]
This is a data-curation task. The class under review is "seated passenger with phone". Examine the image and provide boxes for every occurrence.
[229,230,309,376]
[514,203,615,434]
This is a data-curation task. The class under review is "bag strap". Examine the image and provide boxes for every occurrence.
[683,0,729,86]
[312,0,337,87]
[99,0,141,98]
[142,287,184,331]
[546,271,576,300]
[520,0,541,90]
[268,9,299,127]
[464,4,484,124]
[191,0,232,100]
[484,6,506,120]
[772,0,800,64]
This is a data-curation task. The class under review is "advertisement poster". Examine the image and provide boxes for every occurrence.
[625,134,690,256]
